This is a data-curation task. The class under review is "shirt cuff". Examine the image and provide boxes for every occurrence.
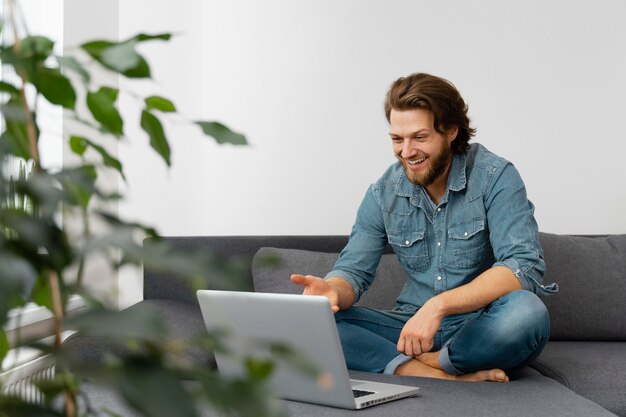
[324,270,362,303]
[493,259,559,296]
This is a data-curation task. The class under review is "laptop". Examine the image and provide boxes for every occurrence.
[197,290,420,409]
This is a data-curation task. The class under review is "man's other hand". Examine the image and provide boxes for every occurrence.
[290,274,341,313]
[397,298,445,356]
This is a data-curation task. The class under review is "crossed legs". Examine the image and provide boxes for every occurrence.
[335,291,550,382]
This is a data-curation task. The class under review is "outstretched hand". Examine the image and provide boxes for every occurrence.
[290,274,341,313]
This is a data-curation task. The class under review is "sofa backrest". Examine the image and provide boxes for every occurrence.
[143,236,354,304]
[145,233,626,341]
[539,232,626,341]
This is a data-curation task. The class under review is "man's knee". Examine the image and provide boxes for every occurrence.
[489,290,550,347]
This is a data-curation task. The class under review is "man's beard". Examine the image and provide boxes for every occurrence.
[399,143,452,187]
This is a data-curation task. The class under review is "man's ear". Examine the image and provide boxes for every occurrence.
[448,127,459,144]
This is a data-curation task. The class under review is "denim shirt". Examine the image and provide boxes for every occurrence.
[326,143,558,314]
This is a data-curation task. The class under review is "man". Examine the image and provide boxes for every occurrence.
[291,73,558,383]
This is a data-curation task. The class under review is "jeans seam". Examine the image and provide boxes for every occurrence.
[442,311,483,350]
[440,310,485,374]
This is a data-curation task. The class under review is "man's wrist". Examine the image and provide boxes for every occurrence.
[324,276,355,309]
[426,294,449,318]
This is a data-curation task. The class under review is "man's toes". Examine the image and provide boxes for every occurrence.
[461,369,509,383]
[491,369,509,383]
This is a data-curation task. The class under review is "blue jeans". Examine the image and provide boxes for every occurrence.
[334,290,550,375]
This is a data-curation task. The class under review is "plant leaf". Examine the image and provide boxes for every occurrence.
[19,36,55,59]
[56,165,97,208]
[33,68,76,109]
[141,110,171,166]
[0,397,65,417]
[69,136,88,156]
[195,371,285,417]
[145,96,176,113]
[56,56,90,83]
[0,80,19,95]
[65,305,165,341]
[99,86,119,102]
[87,87,123,136]
[118,363,198,417]
[80,35,170,79]
[132,33,172,42]
[99,41,141,73]
[0,253,35,319]
[245,358,275,382]
[31,274,53,311]
[72,137,125,179]
[0,329,9,365]
[0,212,74,271]
[81,39,115,59]
[89,143,124,178]
[0,99,31,159]
[195,121,247,145]
[122,56,150,78]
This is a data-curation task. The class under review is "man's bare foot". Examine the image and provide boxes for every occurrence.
[395,358,509,383]
[415,351,443,370]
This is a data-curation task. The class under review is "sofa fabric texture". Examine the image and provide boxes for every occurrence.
[252,248,406,310]
[65,232,626,416]
[78,368,617,417]
[538,233,626,341]
[531,341,626,416]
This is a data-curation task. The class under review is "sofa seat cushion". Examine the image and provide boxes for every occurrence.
[252,247,407,310]
[75,368,618,417]
[539,233,626,341]
[531,341,626,416]
[64,299,215,368]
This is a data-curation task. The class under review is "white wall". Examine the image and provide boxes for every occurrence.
[63,0,120,304]
[111,1,626,306]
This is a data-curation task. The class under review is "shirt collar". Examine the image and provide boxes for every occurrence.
[447,151,467,192]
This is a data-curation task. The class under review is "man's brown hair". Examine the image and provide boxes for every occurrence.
[384,73,476,154]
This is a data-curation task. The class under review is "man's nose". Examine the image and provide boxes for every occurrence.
[401,139,416,158]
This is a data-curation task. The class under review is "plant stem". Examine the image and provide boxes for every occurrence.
[49,270,76,417]
[48,271,64,347]
[8,0,42,170]
[75,207,90,288]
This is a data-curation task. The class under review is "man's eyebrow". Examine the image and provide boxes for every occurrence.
[389,129,430,137]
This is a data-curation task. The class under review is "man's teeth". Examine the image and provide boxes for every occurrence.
[408,157,426,165]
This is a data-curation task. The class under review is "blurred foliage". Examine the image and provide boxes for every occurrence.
[0,2,302,417]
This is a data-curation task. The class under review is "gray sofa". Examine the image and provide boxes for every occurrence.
[68,233,626,417]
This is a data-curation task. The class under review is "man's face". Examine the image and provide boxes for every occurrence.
[389,108,457,187]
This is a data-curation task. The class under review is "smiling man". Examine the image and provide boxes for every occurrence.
[292,73,558,382]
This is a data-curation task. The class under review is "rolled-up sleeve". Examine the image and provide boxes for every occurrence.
[325,185,388,303]
[486,163,558,296]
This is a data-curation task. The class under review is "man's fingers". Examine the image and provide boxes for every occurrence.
[398,334,432,356]
[397,337,406,354]
[405,339,414,357]
[290,274,315,286]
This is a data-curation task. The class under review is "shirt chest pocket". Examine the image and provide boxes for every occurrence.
[445,219,491,269]
[388,230,430,272]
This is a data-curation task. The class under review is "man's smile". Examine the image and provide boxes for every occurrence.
[407,157,427,166]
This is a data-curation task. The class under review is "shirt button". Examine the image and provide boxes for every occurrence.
[437,276,442,281]
[464,232,468,237]
[437,207,442,212]
[405,240,410,245]
[437,242,441,247]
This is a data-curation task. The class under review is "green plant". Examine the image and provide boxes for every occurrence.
[0,2,297,416]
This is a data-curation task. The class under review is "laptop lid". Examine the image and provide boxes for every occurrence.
[196,290,419,409]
